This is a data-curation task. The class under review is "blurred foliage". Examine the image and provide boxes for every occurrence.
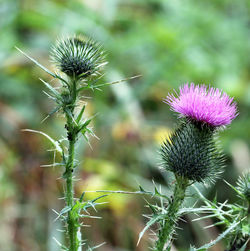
[0,0,249,250]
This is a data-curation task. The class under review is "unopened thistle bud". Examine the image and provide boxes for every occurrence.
[51,36,106,79]
[161,120,223,182]
[237,173,250,202]
[161,83,238,183]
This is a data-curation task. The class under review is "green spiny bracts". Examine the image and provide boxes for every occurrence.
[237,173,250,203]
[161,119,224,183]
[51,36,106,79]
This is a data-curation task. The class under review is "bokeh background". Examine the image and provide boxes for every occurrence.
[0,0,249,250]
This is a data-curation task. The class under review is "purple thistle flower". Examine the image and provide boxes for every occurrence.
[164,83,238,127]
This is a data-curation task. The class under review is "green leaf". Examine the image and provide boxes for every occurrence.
[39,78,61,99]
[137,214,164,246]
[192,185,215,207]
[91,194,108,203]
[21,129,63,155]
[16,47,57,78]
[190,220,240,251]
[147,203,157,214]
[77,75,141,92]
[72,195,108,214]
[76,105,86,123]
[138,185,169,200]
[54,206,71,221]
[224,180,245,198]
[154,186,160,196]
[79,191,85,203]
[139,185,146,192]
[178,207,211,216]
[212,193,217,204]
[60,206,71,215]
[86,127,98,139]
[78,119,91,132]
[16,47,68,85]
[83,195,108,211]
[41,105,62,123]
[71,201,81,214]
[80,131,89,143]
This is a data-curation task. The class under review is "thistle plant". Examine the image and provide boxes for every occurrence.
[17,36,112,251]
[148,83,238,250]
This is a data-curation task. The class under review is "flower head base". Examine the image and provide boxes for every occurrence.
[161,119,224,183]
[164,83,237,127]
[51,36,106,79]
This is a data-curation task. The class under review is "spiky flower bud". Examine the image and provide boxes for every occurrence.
[237,173,250,202]
[161,120,223,182]
[51,36,106,79]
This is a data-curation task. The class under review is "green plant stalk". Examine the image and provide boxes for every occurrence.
[64,78,80,251]
[154,176,189,251]
[66,136,79,251]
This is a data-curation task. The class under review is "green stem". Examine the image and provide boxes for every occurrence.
[154,176,189,251]
[66,137,79,251]
[64,77,80,251]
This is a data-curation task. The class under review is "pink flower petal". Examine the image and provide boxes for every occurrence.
[164,83,238,127]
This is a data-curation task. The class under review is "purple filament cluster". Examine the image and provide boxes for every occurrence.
[164,83,238,127]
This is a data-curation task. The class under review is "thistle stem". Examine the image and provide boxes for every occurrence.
[64,77,80,251]
[154,176,189,251]
[66,136,79,251]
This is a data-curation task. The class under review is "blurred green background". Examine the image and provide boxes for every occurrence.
[0,0,249,250]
